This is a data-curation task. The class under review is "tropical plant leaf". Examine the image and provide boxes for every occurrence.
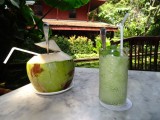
[21,5,35,25]
[10,0,20,8]
[43,0,90,10]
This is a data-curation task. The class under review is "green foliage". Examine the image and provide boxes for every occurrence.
[0,0,44,63]
[43,0,90,10]
[0,0,44,89]
[100,45,120,57]
[51,35,112,56]
[21,4,35,25]
[51,35,72,55]
[93,36,101,53]
[90,0,160,37]
[68,35,94,54]
[97,2,130,24]
[147,22,160,36]
[93,36,110,53]
[49,35,112,56]
[74,53,98,59]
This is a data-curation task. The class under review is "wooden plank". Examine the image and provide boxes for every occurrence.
[43,19,118,32]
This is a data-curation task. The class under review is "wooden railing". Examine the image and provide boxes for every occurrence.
[112,36,160,71]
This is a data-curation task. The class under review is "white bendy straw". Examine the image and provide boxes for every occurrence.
[118,13,129,56]
[3,47,40,64]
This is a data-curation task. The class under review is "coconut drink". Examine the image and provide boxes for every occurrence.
[3,23,74,94]
[26,40,75,93]
[3,40,74,93]
[26,51,74,93]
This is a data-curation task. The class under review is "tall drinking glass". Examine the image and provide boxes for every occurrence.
[99,46,132,111]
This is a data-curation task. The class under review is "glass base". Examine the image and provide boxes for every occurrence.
[99,98,132,111]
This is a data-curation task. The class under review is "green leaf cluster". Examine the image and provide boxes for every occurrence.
[68,35,94,54]
[90,0,160,37]
[51,35,72,55]
[51,34,115,58]
[93,35,111,53]
[43,0,90,10]
[99,45,120,57]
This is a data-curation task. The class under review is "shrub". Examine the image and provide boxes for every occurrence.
[51,35,73,55]
[68,35,94,54]
[93,35,111,53]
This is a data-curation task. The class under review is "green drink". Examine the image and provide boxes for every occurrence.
[99,47,131,110]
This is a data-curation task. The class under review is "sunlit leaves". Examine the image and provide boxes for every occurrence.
[96,0,160,37]
[98,3,130,25]
[149,6,157,11]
